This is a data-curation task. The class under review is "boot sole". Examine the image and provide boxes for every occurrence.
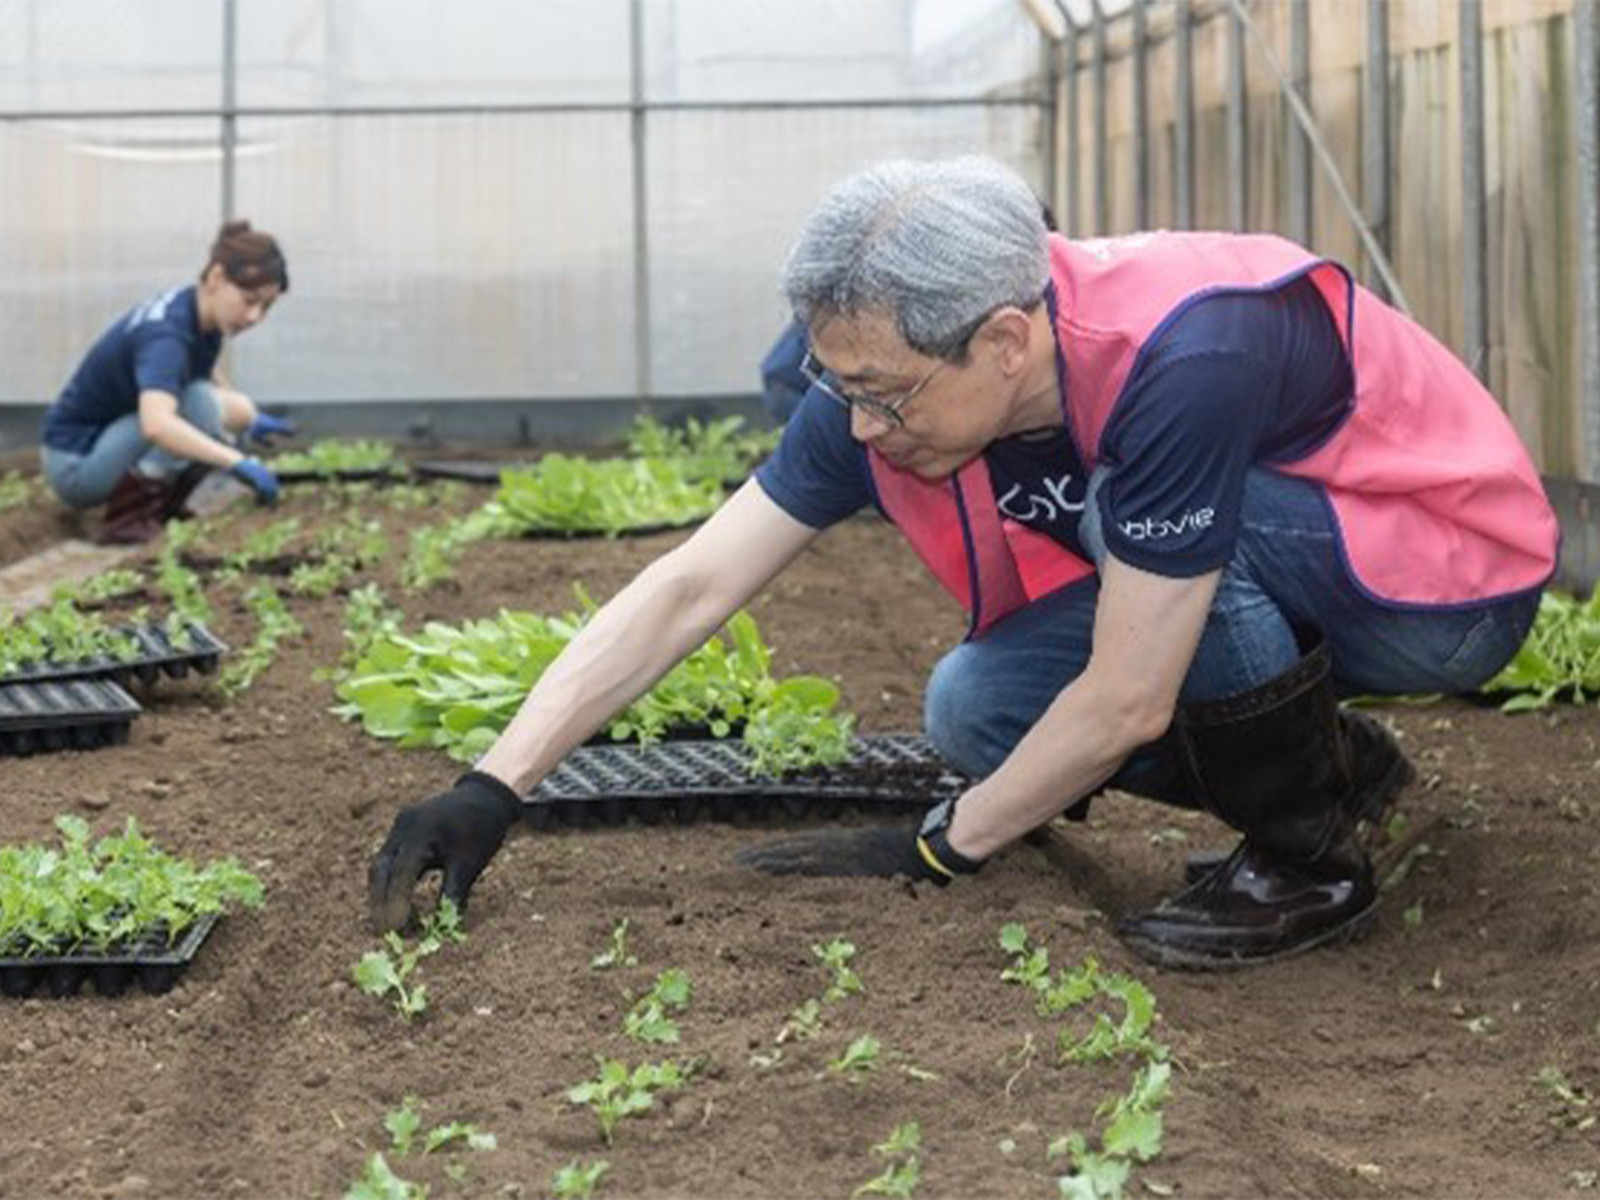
[1119,899,1378,972]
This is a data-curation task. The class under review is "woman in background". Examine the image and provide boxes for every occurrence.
[40,220,294,543]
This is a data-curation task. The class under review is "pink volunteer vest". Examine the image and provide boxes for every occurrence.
[870,231,1557,636]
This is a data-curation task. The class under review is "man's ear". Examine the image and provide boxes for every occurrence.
[975,307,1034,376]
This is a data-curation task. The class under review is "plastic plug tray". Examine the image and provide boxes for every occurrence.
[0,621,227,689]
[0,913,220,998]
[523,733,967,829]
[0,677,141,755]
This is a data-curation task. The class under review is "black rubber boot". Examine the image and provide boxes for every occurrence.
[157,463,212,522]
[94,471,168,545]
[1179,708,1414,883]
[1118,634,1379,970]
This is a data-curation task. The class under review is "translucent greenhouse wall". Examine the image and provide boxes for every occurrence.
[0,0,1048,440]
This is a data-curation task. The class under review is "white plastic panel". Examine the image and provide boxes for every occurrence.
[235,0,633,109]
[0,116,220,402]
[0,0,222,112]
[227,112,637,403]
[643,0,1044,103]
[643,105,1048,396]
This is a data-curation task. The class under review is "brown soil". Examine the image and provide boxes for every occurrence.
[0,449,87,572]
[1,484,1597,1200]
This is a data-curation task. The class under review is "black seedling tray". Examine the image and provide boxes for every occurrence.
[411,459,537,484]
[0,678,141,755]
[0,621,227,689]
[522,733,967,829]
[275,466,404,484]
[0,913,219,998]
[517,517,706,541]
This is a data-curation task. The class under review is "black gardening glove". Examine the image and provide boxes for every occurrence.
[734,800,985,886]
[367,771,523,932]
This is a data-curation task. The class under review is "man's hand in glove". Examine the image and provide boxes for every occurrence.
[247,413,297,446]
[734,802,985,886]
[368,771,524,932]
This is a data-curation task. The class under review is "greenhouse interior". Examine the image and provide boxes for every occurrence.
[1,2,1598,1198]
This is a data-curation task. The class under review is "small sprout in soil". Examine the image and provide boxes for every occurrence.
[219,583,303,696]
[355,933,432,1020]
[829,1034,882,1080]
[1049,1132,1133,1200]
[1534,1066,1596,1129]
[853,1121,923,1198]
[550,1159,611,1200]
[814,938,864,1002]
[622,968,692,1044]
[591,919,638,970]
[777,998,824,1044]
[341,1152,426,1200]
[1403,901,1425,931]
[565,1058,687,1146]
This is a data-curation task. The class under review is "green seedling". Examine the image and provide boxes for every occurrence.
[0,469,37,511]
[219,583,303,695]
[273,437,401,476]
[565,1057,687,1145]
[814,938,864,1002]
[1049,1133,1132,1200]
[354,933,433,1020]
[1535,1066,1596,1129]
[384,1096,424,1155]
[1478,584,1600,710]
[287,555,357,598]
[0,598,142,676]
[341,1152,427,1200]
[777,997,824,1044]
[550,1159,611,1199]
[1403,900,1425,931]
[623,968,692,1044]
[478,453,724,537]
[853,1121,923,1198]
[829,1034,882,1080]
[591,919,638,970]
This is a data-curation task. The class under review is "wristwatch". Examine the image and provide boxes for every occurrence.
[915,798,985,883]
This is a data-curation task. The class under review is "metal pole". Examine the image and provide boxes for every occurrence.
[1045,21,1061,226]
[1227,0,1249,231]
[1578,0,1600,479]
[1459,0,1487,383]
[1092,1,1108,234]
[1132,0,1148,229]
[221,0,238,222]
[629,0,651,407]
[1363,0,1392,300]
[1287,0,1311,244]
[1175,0,1194,229]
[1064,19,1080,237]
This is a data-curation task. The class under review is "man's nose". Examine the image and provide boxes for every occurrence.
[850,403,894,442]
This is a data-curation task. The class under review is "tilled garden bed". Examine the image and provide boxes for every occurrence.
[0,480,1596,1199]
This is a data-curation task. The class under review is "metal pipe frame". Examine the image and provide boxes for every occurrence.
[1175,0,1195,229]
[1093,1,1109,234]
[220,0,237,222]
[1287,0,1311,244]
[1227,1,1249,231]
[1363,0,1392,300]
[1459,0,1488,383]
[1065,18,1081,237]
[629,0,651,407]
[1577,0,1600,480]
[1132,0,1149,229]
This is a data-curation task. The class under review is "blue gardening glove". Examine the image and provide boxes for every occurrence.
[368,772,525,932]
[229,457,280,506]
[247,413,297,446]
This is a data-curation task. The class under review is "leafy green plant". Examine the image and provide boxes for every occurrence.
[829,1034,882,1080]
[565,1058,687,1145]
[352,900,465,1021]
[853,1121,923,1198]
[551,1159,611,1199]
[1535,1066,1596,1129]
[154,538,213,626]
[0,815,264,956]
[52,568,145,606]
[0,599,141,676]
[815,938,864,1002]
[623,968,692,1044]
[478,454,724,537]
[1479,586,1600,710]
[0,469,37,511]
[219,584,304,695]
[342,1152,426,1200]
[272,438,401,476]
[401,515,493,593]
[591,919,638,970]
[625,414,780,486]
[335,596,853,775]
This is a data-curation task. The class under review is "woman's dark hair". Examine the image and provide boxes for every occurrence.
[204,219,289,292]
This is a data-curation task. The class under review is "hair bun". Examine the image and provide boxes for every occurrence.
[218,218,253,238]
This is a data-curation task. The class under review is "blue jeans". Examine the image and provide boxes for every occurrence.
[42,381,224,508]
[923,467,1542,804]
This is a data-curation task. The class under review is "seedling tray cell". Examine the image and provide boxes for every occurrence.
[0,914,219,998]
[523,734,968,829]
[0,678,140,755]
[0,621,227,689]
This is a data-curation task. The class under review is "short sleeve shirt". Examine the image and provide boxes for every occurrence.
[42,286,222,454]
[755,274,1353,578]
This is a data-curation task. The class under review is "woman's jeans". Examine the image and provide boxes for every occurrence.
[923,467,1542,804]
[41,381,223,508]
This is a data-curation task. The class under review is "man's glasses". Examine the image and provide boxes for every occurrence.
[799,348,947,430]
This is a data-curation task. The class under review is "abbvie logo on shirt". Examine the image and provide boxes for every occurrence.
[1119,506,1216,541]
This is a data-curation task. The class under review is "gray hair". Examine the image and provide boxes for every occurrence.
[781,156,1050,361]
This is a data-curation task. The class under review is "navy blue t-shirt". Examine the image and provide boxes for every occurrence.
[755,275,1352,578]
[42,286,222,454]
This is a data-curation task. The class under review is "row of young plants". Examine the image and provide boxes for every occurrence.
[0,815,263,957]
[334,591,855,776]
